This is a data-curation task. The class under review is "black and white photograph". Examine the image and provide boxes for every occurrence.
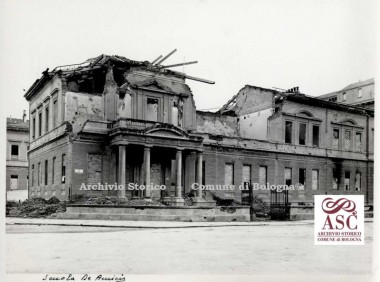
[0,0,378,281]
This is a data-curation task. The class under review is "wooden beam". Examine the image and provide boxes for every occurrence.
[185,74,215,84]
[162,61,198,68]
[155,49,177,65]
[151,55,162,64]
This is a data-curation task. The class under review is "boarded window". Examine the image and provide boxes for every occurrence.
[344,130,351,150]
[299,168,306,189]
[355,132,362,151]
[61,154,66,184]
[45,160,48,185]
[11,145,19,157]
[225,164,234,186]
[146,98,159,122]
[52,157,56,184]
[299,123,306,145]
[312,125,319,147]
[332,169,339,190]
[312,170,319,190]
[45,107,49,132]
[333,129,340,149]
[242,165,251,187]
[344,171,350,191]
[285,168,292,186]
[10,175,18,190]
[355,172,361,191]
[259,166,267,186]
[88,154,102,185]
[285,121,292,144]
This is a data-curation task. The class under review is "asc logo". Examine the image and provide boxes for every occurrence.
[314,195,364,245]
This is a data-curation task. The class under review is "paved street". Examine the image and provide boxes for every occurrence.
[6,220,373,275]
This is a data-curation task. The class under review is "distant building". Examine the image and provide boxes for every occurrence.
[318,78,374,109]
[6,113,29,201]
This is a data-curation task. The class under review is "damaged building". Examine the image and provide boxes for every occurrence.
[24,55,374,208]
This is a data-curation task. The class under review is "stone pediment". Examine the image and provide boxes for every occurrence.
[144,124,189,138]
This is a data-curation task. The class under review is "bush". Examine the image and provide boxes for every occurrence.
[7,197,67,218]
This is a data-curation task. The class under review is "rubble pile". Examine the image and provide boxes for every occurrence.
[7,197,67,218]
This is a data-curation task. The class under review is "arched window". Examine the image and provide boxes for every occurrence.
[297,111,313,118]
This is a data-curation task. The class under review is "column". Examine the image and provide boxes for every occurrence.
[196,152,203,198]
[175,149,182,198]
[144,146,151,198]
[118,145,126,198]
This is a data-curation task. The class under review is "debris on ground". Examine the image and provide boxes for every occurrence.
[7,197,67,218]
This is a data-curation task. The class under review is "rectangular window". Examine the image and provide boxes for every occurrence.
[358,88,362,98]
[11,145,19,158]
[38,162,41,185]
[38,112,42,137]
[45,160,48,185]
[88,154,102,185]
[329,97,337,102]
[344,171,350,191]
[333,169,339,190]
[312,170,319,190]
[31,164,35,186]
[53,99,58,128]
[52,157,56,184]
[299,123,307,145]
[355,172,361,191]
[171,102,178,126]
[45,106,49,133]
[32,117,36,139]
[342,92,347,101]
[285,121,293,144]
[299,168,306,189]
[225,164,234,186]
[333,129,340,149]
[355,132,362,151]
[242,165,251,188]
[344,130,351,150]
[10,175,18,190]
[285,167,292,186]
[61,154,66,184]
[312,125,320,147]
[259,166,267,186]
[146,98,159,122]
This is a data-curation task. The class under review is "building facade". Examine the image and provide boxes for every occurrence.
[6,115,29,201]
[318,78,374,109]
[24,55,374,206]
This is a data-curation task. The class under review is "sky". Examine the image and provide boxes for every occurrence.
[0,0,377,118]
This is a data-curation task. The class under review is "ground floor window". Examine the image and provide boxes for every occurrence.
[355,172,361,191]
[225,164,234,186]
[332,169,339,190]
[10,175,18,190]
[299,168,306,189]
[312,170,319,190]
[285,167,292,186]
[344,171,350,191]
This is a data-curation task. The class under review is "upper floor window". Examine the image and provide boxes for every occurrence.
[11,145,19,159]
[342,92,347,101]
[344,130,351,151]
[32,117,36,140]
[328,97,337,102]
[45,106,49,133]
[312,125,320,147]
[299,123,307,145]
[355,132,362,151]
[61,154,66,184]
[358,88,362,98]
[333,128,340,149]
[38,111,42,137]
[53,99,58,128]
[146,98,159,122]
[285,121,293,144]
